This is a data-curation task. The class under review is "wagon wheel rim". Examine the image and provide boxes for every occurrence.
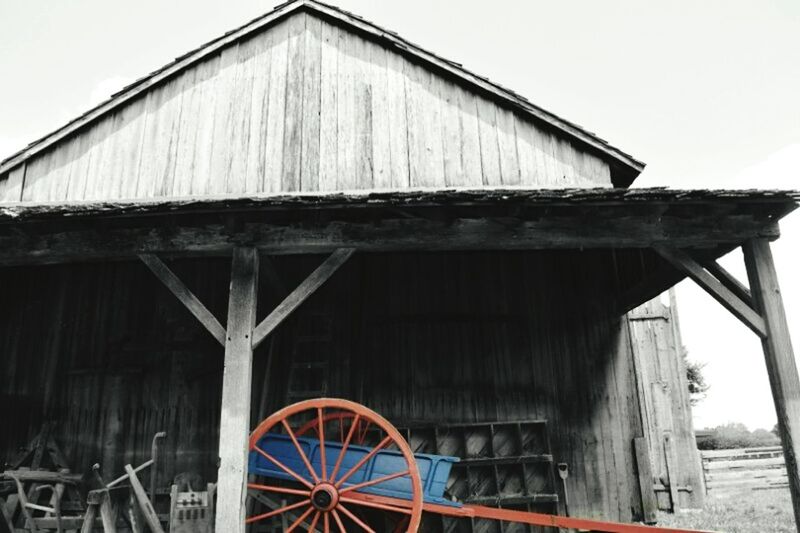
[247,398,423,532]
[295,410,374,445]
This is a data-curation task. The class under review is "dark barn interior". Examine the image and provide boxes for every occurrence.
[2,249,656,529]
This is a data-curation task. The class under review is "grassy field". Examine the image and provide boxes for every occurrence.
[656,488,793,532]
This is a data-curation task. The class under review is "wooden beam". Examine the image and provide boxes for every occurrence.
[215,248,259,533]
[743,238,800,531]
[252,248,354,349]
[139,254,226,346]
[0,214,782,267]
[654,246,766,337]
[124,465,164,533]
[701,259,753,307]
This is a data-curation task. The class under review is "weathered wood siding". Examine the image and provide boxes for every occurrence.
[0,250,642,522]
[0,13,611,204]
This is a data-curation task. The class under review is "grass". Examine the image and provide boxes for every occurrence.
[656,487,794,533]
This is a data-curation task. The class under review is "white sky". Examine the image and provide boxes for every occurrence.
[1,1,798,430]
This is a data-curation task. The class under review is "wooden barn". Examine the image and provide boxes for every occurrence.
[1,1,799,531]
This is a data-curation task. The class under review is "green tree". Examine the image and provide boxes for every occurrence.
[683,347,709,405]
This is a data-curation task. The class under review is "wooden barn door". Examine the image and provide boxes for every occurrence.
[628,291,705,512]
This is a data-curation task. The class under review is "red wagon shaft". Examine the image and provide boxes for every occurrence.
[247,399,716,533]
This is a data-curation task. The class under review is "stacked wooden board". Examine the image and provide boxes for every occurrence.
[701,446,788,495]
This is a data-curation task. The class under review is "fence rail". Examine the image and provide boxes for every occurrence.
[701,446,788,494]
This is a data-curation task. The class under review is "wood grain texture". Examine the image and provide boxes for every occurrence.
[9,14,613,204]
[744,238,800,531]
[215,248,259,533]
[0,164,25,202]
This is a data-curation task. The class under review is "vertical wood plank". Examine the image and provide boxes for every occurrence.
[386,50,410,188]
[189,55,222,196]
[353,35,374,190]
[263,20,290,193]
[64,122,98,201]
[476,97,502,186]
[441,80,465,187]
[215,248,259,533]
[47,135,78,201]
[455,85,483,187]
[112,97,149,200]
[83,114,115,200]
[369,42,392,190]
[207,44,241,196]
[634,437,658,523]
[336,29,357,190]
[243,30,273,194]
[281,13,307,192]
[496,107,521,186]
[318,20,339,191]
[663,432,680,511]
[1,164,25,202]
[406,63,445,188]
[300,15,322,191]
[743,238,800,531]
[224,37,259,195]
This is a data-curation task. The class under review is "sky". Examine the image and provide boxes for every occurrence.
[1,1,798,430]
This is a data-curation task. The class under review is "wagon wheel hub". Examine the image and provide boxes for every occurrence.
[310,483,339,512]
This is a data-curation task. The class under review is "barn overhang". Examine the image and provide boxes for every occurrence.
[0,187,793,259]
[2,186,799,531]
[1,187,794,312]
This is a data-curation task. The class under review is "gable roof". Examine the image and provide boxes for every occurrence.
[0,0,645,186]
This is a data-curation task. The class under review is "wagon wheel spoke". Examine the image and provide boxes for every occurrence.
[317,408,328,481]
[286,505,317,532]
[338,495,413,515]
[245,498,311,524]
[330,413,360,482]
[323,511,330,533]
[331,508,347,533]
[306,510,321,532]
[252,446,315,489]
[334,435,392,488]
[281,419,320,484]
[247,483,311,498]
[357,420,372,445]
[336,502,376,533]
[339,469,411,495]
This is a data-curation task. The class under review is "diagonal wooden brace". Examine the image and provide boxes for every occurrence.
[653,246,766,337]
[252,248,355,349]
[139,254,226,345]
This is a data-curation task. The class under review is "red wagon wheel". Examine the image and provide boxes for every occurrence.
[296,411,374,445]
[247,398,423,532]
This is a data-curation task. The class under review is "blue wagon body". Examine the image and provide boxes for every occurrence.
[249,434,460,507]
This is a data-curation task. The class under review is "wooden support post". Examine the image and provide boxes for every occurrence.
[743,238,800,531]
[214,247,259,533]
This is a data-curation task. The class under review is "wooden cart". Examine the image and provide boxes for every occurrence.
[245,398,714,533]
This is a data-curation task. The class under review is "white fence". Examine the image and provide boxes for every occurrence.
[701,446,788,494]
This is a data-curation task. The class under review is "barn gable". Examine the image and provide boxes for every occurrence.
[0,1,644,204]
